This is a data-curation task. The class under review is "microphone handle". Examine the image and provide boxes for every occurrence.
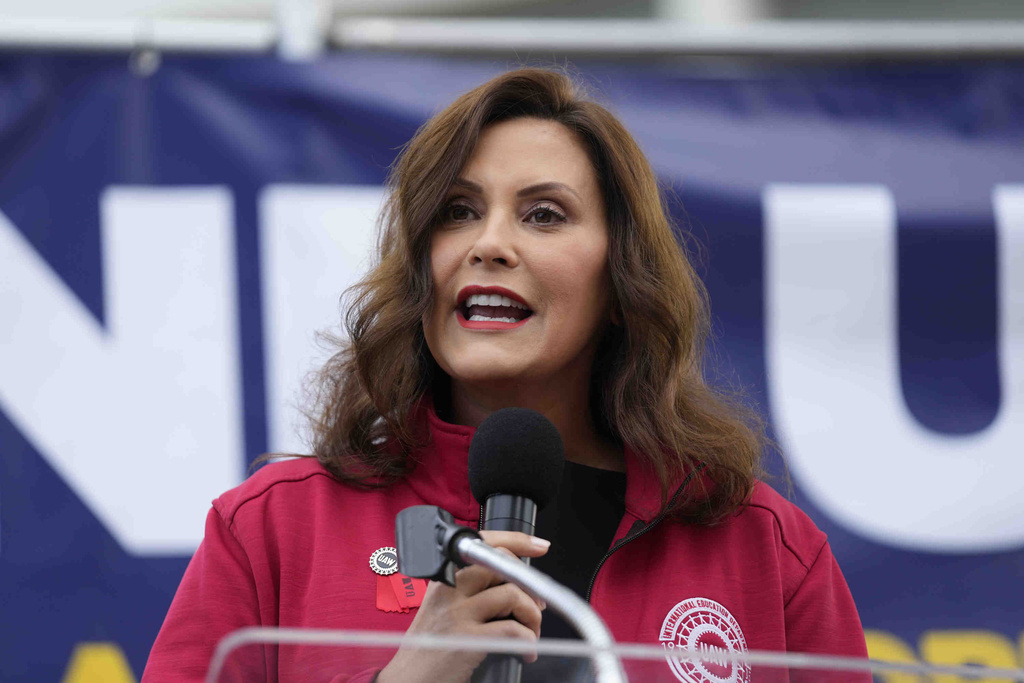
[482,495,537,533]
[472,494,539,683]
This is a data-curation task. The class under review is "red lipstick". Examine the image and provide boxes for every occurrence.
[456,308,532,330]
[455,285,533,331]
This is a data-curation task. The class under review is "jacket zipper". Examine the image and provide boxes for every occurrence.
[584,466,703,603]
[475,464,703,602]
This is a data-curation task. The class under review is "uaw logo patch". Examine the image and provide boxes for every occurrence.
[369,547,399,576]
[659,597,750,683]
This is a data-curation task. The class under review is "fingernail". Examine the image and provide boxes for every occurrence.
[531,536,550,550]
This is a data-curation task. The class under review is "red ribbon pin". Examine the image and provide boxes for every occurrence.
[370,547,427,613]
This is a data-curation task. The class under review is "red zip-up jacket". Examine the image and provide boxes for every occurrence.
[143,396,868,682]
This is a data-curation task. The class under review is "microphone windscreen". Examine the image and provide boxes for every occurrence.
[468,407,565,510]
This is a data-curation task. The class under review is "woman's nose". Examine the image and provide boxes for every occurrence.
[468,210,519,268]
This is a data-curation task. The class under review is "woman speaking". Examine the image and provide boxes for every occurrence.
[143,67,868,681]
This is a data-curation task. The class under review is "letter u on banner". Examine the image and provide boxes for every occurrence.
[763,184,1024,553]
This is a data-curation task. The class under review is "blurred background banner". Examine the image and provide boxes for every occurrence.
[1,52,1022,679]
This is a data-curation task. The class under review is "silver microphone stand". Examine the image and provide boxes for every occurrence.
[454,537,626,683]
[396,504,627,683]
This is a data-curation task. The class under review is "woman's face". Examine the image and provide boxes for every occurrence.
[422,117,613,392]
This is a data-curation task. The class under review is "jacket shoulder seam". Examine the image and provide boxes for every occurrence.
[219,463,335,531]
[782,538,829,610]
[741,501,824,573]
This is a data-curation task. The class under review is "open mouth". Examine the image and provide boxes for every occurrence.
[459,293,534,324]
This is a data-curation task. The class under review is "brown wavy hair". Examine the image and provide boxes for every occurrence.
[304,66,765,524]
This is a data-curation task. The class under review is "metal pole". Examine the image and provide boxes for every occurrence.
[3,17,1024,56]
[276,0,332,60]
[0,17,275,52]
[331,17,1024,57]
[455,537,627,683]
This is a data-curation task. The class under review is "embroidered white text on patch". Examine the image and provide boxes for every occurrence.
[659,597,750,683]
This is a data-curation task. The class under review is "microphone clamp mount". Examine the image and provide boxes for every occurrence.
[395,505,480,587]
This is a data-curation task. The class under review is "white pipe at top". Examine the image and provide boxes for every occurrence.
[2,15,1024,56]
[331,17,1024,56]
[0,17,276,51]
[276,0,332,60]
[656,0,776,24]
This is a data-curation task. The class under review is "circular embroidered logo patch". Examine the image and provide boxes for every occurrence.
[659,597,750,683]
[369,547,399,576]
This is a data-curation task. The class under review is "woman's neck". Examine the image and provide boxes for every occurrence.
[443,380,625,473]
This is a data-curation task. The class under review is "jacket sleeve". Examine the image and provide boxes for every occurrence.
[784,541,870,681]
[142,505,264,682]
[143,506,387,683]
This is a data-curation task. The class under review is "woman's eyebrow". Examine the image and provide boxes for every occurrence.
[517,182,582,202]
[451,178,582,203]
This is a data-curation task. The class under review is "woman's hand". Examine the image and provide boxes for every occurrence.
[375,530,550,683]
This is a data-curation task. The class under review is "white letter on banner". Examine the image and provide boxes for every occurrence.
[0,187,242,555]
[260,185,383,455]
[764,184,1024,553]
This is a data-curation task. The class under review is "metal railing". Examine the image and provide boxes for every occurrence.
[3,16,1024,57]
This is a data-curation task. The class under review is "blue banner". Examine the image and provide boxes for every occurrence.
[1,52,1022,679]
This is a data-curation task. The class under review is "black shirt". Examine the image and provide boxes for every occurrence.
[530,460,627,641]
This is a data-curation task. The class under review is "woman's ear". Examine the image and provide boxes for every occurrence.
[610,304,623,326]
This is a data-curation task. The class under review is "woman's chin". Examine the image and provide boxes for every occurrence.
[447,361,535,387]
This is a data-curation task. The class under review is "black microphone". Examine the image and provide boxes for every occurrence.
[468,408,565,683]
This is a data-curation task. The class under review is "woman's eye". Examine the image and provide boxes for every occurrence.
[445,204,475,221]
[442,202,565,225]
[529,205,567,225]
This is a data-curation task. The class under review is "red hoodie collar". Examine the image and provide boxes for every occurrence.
[404,392,674,524]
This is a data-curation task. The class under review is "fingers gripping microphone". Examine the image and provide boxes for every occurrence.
[468,408,565,683]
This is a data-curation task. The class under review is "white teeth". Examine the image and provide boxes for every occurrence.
[464,293,529,310]
[468,315,520,323]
